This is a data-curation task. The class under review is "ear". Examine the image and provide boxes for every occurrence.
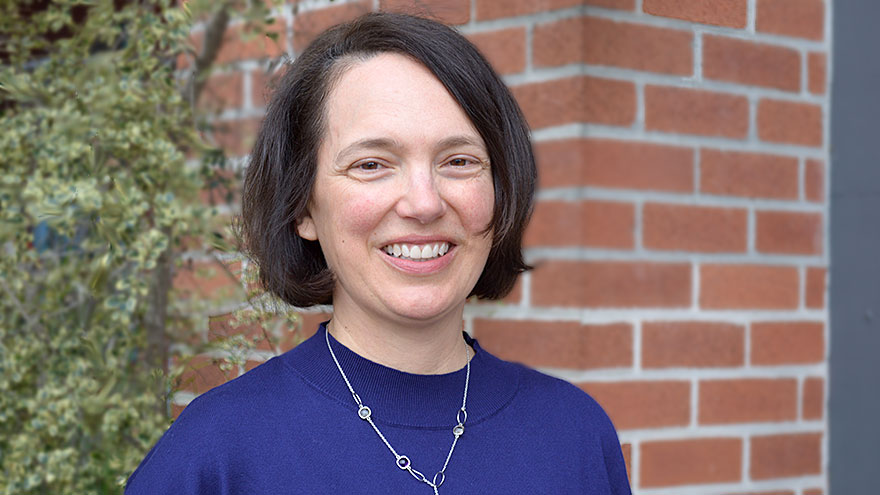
[296,214,318,241]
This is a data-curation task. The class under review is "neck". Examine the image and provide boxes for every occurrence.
[328,299,469,375]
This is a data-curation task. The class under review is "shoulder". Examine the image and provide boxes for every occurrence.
[125,355,306,493]
[475,344,624,448]
[477,350,632,494]
[177,354,293,426]
[514,362,618,431]
[473,340,614,428]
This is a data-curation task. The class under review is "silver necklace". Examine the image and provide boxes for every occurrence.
[325,326,470,494]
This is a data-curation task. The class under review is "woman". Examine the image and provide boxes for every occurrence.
[127,13,631,494]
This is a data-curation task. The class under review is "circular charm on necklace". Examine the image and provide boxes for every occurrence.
[452,424,464,437]
[357,405,372,420]
[396,455,411,470]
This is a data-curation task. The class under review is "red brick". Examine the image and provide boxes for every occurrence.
[176,354,236,396]
[643,0,746,27]
[533,17,584,68]
[580,381,690,429]
[199,168,240,207]
[724,491,795,495]
[171,402,186,419]
[584,17,692,75]
[579,77,638,126]
[534,139,694,192]
[703,35,800,91]
[699,378,797,424]
[757,0,824,41]
[621,443,633,484]
[293,1,372,52]
[467,27,526,75]
[199,72,243,112]
[586,139,694,192]
[208,310,312,354]
[210,117,262,156]
[751,321,825,365]
[251,69,283,108]
[700,149,799,200]
[264,312,332,353]
[808,52,827,94]
[700,264,799,309]
[177,31,203,70]
[244,359,265,372]
[172,259,242,300]
[643,203,747,252]
[513,76,635,129]
[209,312,271,352]
[803,377,824,420]
[524,201,583,247]
[586,0,634,10]
[804,489,824,495]
[474,319,633,369]
[475,0,582,20]
[292,312,333,343]
[756,210,823,255]
[646,86,748,138]
[534,139,585,189]
[758,99,823,147]
[805,267,826,308]
[640,438,742,487]
[524,200,634,249]
[584,201,636,249]
[750,433,822,479]
[379,0,469,24]
[805,158,825,202]
[642,321,744,368]
[502,275,523,305]
[533,261,691,308]
[217,23,286,64]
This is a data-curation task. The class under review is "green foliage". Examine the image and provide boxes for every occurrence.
[0,1,286,492]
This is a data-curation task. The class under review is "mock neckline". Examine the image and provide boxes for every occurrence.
[280,321,520,429]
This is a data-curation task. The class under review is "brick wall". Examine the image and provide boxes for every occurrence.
[176,1,831,493]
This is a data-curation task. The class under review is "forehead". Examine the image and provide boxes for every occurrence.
[321,53,484,154]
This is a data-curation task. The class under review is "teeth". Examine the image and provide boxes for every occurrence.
[382,242,451,261]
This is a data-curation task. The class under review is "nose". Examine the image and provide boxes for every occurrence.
[394,165,446,224]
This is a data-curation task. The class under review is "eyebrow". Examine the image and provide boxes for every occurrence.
[335,137,402,165]
[334,135,486,164]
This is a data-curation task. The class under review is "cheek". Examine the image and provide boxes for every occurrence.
[336,194,383,237]
[459,181,495,232]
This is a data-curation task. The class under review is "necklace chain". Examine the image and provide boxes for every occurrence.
[325,326,470,494]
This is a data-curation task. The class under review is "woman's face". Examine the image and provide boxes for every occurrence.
[297,53,494,326]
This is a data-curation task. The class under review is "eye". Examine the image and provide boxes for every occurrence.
[346,159,393,181]
[355,160,383,171]
[448,157,474,167]
[445,156,485,168]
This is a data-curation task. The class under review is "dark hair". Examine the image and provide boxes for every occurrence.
[240,12,536,307]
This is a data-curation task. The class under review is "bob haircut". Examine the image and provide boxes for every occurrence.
[240,12,537,307]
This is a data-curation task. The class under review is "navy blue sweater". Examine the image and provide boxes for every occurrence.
[126,323,631,494]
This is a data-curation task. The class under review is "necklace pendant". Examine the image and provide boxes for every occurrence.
[357,405,372,420]
[396,455,411,469]
[452,424,464,437]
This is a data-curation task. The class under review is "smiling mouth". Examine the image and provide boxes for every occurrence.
[381,242,451,261]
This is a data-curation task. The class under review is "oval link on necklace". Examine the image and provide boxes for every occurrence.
[325,326,471,494]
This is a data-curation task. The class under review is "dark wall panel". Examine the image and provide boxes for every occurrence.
[830,0,880,493]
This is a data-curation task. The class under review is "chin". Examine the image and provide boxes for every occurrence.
[387,295,463,323]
